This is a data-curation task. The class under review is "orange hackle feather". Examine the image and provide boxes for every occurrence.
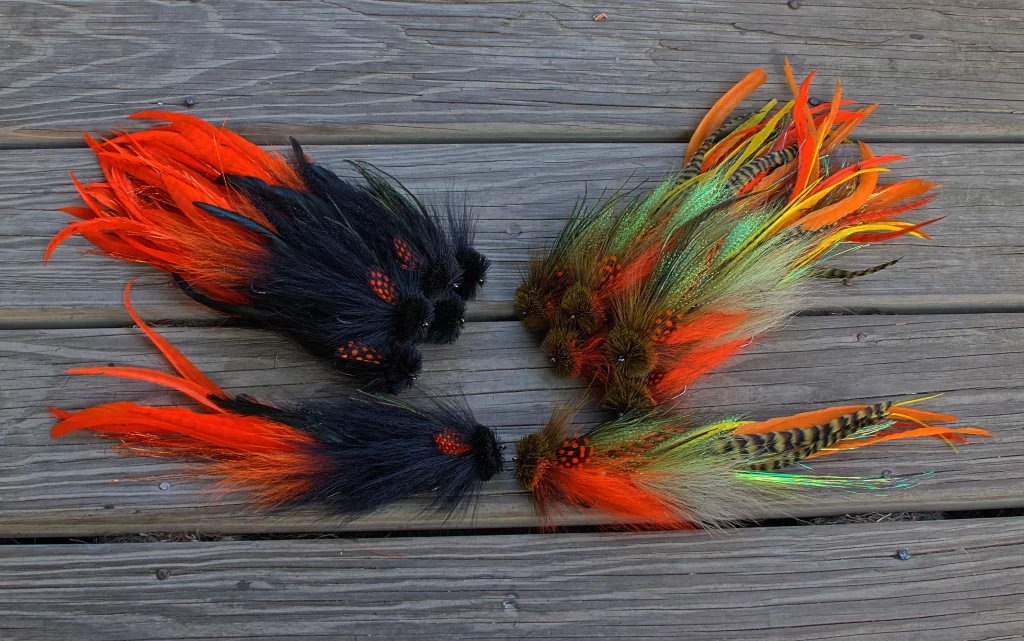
[50,284,320,508]
[46,112,301,303]
[685,68,769,163]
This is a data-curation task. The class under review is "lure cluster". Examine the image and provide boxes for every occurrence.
[46,66,991,529]
[48,112,490,394]
[507,65,991,528]
[515,65,941,410]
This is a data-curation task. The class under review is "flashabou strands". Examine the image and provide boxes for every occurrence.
[516,64,943,409]
[514,399,989,528]
[47,112,490,394]
[50,282,504,518]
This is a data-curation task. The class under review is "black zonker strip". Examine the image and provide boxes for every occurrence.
[193,202,288,249]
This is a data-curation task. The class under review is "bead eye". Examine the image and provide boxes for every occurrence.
[459,318,466,326]
[616,355,626,363]
[550,357,557,364]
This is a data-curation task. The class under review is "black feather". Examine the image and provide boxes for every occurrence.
[428,293,467,344]
[447,199,491,300]
[213,393,505,516]
[290,146,463,300]
[285,146,477,342]
[185,174,434,392]
[223,174,435,343]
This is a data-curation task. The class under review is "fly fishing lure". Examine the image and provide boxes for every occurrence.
[514,400,988,528]
[50,282,504,517]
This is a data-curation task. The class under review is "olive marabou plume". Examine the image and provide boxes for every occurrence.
[517,64,943,409]
[49,283,504,517]
[47,112,490,393]
[514,399,988,528]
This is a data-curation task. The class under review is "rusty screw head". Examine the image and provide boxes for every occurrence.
[156,568,170,580]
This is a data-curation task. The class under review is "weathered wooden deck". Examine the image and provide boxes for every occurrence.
[2,1,1023,639]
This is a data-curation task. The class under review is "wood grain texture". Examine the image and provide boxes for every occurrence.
[2,518,1023,641]
[2,0,1023,145]
[2,314,1021,536]
[4,142,1022,327]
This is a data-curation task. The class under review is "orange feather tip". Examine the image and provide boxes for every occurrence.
[684,67,769,163]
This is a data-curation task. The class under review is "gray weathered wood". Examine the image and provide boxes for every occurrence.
[2,314,1020,536]
[3,142,1021,327]
[2,0,1023,145]
[2,518,1023,641]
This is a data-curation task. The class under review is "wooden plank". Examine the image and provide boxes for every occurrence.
[1,314,1021,536]
[2,518,1023,640]
[3,142,1022,327]
[2,0,1023,145]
